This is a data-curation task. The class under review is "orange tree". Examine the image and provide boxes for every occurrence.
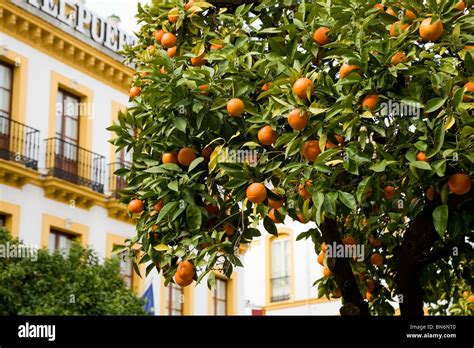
[109,0,474,316]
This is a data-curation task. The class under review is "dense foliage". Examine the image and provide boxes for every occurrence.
[110,0,474,315]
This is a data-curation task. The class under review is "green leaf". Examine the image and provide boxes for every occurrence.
[432,205,448,237]
[157,202,179,223]
[424,97,446,113]
[263,216,278,236]
[356,177,371,204]
[188,157,204,172]
[186,204,202,230]
[339,191,357,211]
[409,161,432,170]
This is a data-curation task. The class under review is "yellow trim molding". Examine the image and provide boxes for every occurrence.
[265,228,295,306]
[207,272,237,315]
[0,1,133,93]
[40,213,89,248]
[106,232,145,295]
[0,200,21,239]
[0,159,41,188]
[104,200,133,224]
[263,297,338,312]
[160,278,194,315]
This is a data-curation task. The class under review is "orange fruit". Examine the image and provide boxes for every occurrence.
[224,223,236,236]
[416,152,429,162]
[323,267,331,277]
[339,63,360,78]
[154,199,164,213]
[317,251,325,266]
[168,8,179,23]
[325,135,344,149]
[261,82,272,91]
[448,173,471,195]
[258,125,277,146]
[162,152,178,164]
[160,66,167,74]
[190,53,206,66]
[152,225,158,232]
[405,10,417,20]
[342,236,356,245]
[369,237,382,247]
[177,147,196,166]
[419,18,443,42]
[313,27,331,46]
[298,180,313,200]
[426,186,436,201]
[153,29,164,42]
[384,186,396,200]
[161,32,177,48]
[297,213,306,223]
[361,94,380,110]
[463,81,474,102]
[210,43,224,50]
[468,295,474,303]
[390,51,408,66]
[366,291,373,301]
[175,273,193,287]
[268,208,283,223]
[332,288,342,298]
[246,183,267,204]
[292,77,314,99]
[367,279,376,293]
[147,45,157,54]
[288,109,309,130]
[177,260,194,280]
[455,0,465,11]
[205,204,219,215]
[390,21,409,37]
[226,98,245,116]
[167,46,177,58]
[129,86,141,98]
[321,242,327,252]
[198,84,209,96]
[385,7,397,17]
[185,0,195,11]
[128,199,144,214]
[373,3,384,12]
[464,45,474,50]
[268,198,284,209]
[370,253,384,266]
[302,140,321,162]
[201,146,213,160]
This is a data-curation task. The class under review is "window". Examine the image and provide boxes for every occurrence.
[213,277,227,315]
[271,237,291,302]
[118,250,133,290]
[56,89,80,146]
[165,283,183,315]
[0,62,13,118]
[0,214,6,228]
[48,229,76,254]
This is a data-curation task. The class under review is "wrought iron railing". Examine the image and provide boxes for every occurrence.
[45,137,105,193]
[0,115,40,169]
[108,161,131,198]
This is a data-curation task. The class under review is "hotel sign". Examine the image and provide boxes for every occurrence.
[24,0,136,54]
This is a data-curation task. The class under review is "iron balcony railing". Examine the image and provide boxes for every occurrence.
[108,161,131,198]
[45,137,105,193]
[0,115,40,170]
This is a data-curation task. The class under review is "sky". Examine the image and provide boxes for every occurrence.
[84,0,151,34]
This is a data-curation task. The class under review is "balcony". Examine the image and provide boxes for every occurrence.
[105,161,133,223]
[43,137,106,209]
[0,115,40,187]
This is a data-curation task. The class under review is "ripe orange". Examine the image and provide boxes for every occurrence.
[426,186,436,201]
[185,0,195,11]
[154,199,164,213]
[226,98,245,116]
[162,152,178,164]
[321,242,327,252]
[385,7,397,17]
[367,279,376,293]
[384,186,396,200]
[416,152,429,162]
[268,197,284,209]
[455,0,465,11]
[366,291,373,301]
[175,272,193,287]
[405,10,417,20]
[297,213,306,223]
[210,43,224,50]
[190,53,206,66]
[268,208,283,223]
[302,140,321,162]
[419,18,444,41]
[313,27,331,46]
[298,180,313,200]
[339,63,360,78]
[177,260,194,281]
[246,183,267,204]
[167,46,177,58]
[465,45,474,50]
[323,267,331,277]
[129,86,141,98]
[224,223,236,236]
[153,29,164,42]
[373,3,384,12]
[390,21,409,37]
[205,204,219,215]
[390,51,408,66]
[292,77,314,99]
[325,135,344,149]
[361,94,380,110]
[288,109,309,130]
[342,236,356,245]
[161,32,177,48]
[168,8,179,23]
[370,253,384,266]
[201,146,213,160]
[178,147,196,166]
[317,251,325,266]
[261,82,272,91]
[128,199,144,214]
[198,84,209,96]
[258,125,277,146]
[468,295,474,303]
[448,173,471,195]
[463,81,474,101]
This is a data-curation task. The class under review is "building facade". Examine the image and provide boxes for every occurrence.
[0,0,246,315]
